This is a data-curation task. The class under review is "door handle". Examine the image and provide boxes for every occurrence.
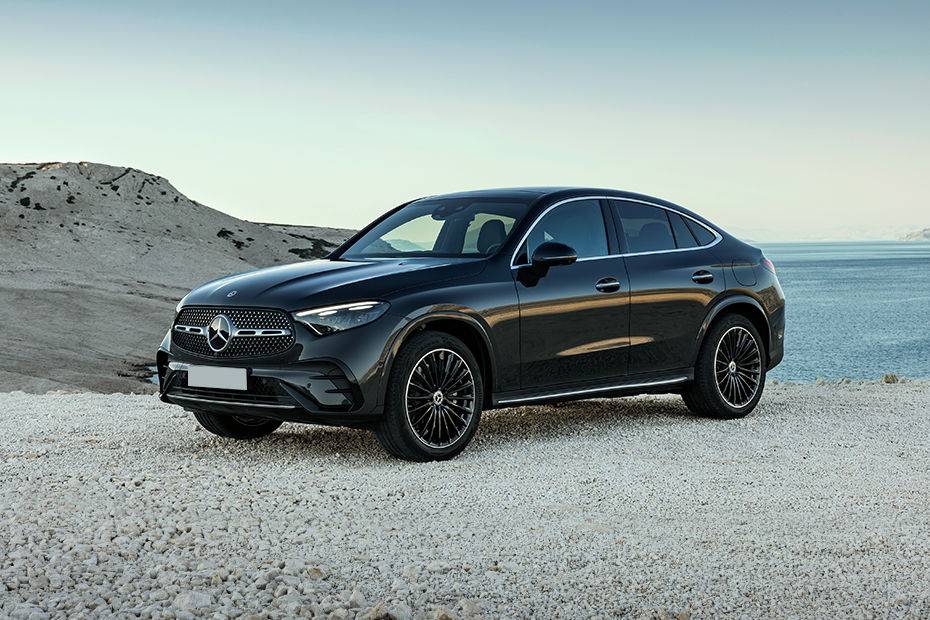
[595,277,622,293]
[692,270,714,284]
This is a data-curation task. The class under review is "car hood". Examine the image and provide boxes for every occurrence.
[179,258,485,312]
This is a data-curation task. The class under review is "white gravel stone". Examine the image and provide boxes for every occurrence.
[174,590,212,611]
[347,587,368,608]
[1,383,929,618]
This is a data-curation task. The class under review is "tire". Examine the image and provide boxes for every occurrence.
[374,331,484,461]
[193,411,282,439]
[682,314,767,419]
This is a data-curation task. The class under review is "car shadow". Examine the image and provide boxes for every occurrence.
[185,395,703,464]
[477,395,698,443]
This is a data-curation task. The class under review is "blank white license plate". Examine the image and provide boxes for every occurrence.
[187,366,247,391]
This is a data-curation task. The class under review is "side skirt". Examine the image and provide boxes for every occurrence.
[490,371,692,408]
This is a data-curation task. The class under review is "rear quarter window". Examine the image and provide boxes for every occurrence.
[668,212,699,249]
[684,217,718,246]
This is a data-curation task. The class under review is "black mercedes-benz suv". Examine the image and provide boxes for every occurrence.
[158,188,785,461]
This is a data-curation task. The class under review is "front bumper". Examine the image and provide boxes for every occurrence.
[157,312,408,426]
[159,359,374,425]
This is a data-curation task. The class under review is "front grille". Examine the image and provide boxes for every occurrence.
[173,306,296,358]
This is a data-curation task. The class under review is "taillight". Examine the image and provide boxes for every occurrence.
[761,257,777,274]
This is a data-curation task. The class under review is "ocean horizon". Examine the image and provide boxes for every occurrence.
[758,240,930,382]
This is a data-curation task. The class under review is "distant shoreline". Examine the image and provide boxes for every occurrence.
[755,239,930,244]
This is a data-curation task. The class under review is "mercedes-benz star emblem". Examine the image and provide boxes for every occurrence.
[207,315,233,352]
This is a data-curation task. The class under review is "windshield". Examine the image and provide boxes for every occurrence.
[340,197,533,259]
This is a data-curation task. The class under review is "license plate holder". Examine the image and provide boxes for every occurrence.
[187,366,248,391]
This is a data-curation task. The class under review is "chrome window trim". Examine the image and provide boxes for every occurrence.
[509,195,722,268]
[496,376,688,405]
[575,254,624,263]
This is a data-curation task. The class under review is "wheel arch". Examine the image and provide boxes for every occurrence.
[380,311,497,408]
[695,295,771,365]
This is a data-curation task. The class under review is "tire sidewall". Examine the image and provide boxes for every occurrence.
[385,332,484,460]
[193,411,282,439]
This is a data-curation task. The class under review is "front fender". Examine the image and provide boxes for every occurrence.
[377,308,497,406]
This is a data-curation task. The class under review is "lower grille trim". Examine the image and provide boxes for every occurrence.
[167,394,298,410]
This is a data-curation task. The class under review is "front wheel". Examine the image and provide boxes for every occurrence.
[193,411,282,439]
[374,331,483,461]
[683,314,766,419]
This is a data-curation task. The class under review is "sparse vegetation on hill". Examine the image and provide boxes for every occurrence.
[902,228,930,241]
[0,162,354,392]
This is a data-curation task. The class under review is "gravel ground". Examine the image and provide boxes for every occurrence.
[2,382,929,619]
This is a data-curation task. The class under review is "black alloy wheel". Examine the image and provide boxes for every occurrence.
[375,331,483,461]
[682,314,767,419]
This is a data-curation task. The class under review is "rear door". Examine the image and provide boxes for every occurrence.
[610,200,726,375]
[513,199,630,389]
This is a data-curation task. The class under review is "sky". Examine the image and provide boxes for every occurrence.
[2,0,928,241]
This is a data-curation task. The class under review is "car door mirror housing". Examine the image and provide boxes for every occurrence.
[530,241,577,275]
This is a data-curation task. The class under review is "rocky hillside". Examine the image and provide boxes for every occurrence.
[0,162,354,393]
[902,228,930,241]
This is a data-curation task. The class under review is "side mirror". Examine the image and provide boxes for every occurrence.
[531,241,577,275]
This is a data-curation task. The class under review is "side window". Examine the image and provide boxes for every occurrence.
[617,203,676,253]
[668,212,699,249]
[685,218,718,246]
[516,199,608,264]
[462,213,516,255]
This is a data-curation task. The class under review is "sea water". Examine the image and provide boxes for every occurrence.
[759,241,930,381]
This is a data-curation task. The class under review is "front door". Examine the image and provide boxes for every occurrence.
[513,199,630,389]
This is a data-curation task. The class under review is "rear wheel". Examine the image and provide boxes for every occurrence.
[193,411,282,439]
[374,331,483,461]
[683,314,766,419]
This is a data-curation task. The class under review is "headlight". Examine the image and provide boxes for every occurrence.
[292,301,390,336]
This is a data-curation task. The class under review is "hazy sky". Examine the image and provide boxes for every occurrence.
[2,1,928,240]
